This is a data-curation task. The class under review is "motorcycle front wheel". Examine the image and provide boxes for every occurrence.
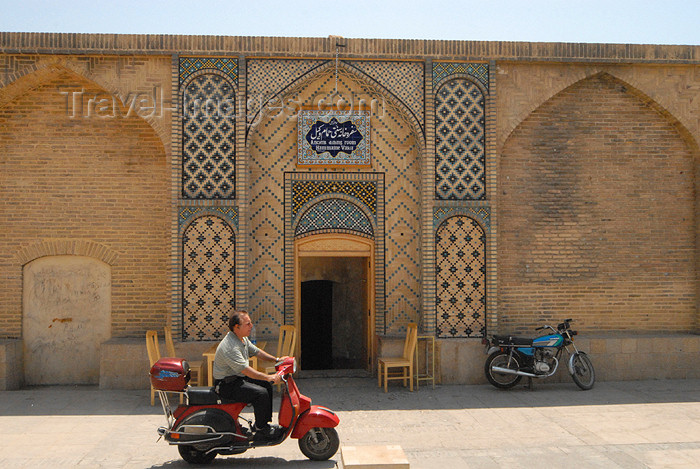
[298,427,340,461]
[485,351,522,389]
[570,352,595,390]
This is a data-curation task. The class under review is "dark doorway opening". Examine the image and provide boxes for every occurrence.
[300,280,333,370]
[299,256,367,370]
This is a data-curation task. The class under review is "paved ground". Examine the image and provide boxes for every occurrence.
[0,377,699,468]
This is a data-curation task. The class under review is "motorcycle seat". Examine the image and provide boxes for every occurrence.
[493,335,533,346]
[186,386,247,406]
[186,386,222,405]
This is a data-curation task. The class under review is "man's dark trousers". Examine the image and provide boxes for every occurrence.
[217,376,273,428]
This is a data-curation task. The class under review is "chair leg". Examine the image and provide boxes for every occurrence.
[377,362,381,388]
[384,367,389,393]
[150,386,155,406]
[409,364,413,392]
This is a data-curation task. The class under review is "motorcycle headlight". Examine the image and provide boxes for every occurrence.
[293,358,297,373]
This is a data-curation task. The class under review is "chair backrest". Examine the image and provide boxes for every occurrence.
[146,330,161,366]
[277,325,297,358]
[402,323,418,360]
[163,326,176,358]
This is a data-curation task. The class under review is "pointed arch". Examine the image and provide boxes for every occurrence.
[0,59,170,154]
[499,71,698,333]
[246,60,426,153]
[503,71,700,155]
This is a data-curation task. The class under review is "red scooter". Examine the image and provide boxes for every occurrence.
[150,357,340,464]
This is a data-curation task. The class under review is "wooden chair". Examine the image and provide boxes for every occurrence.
[377,323,418,392]
[262,325,297,389]
[163,326,203,387]
[145,330,160,406]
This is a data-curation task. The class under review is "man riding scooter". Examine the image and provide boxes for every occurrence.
[212,310,288,440]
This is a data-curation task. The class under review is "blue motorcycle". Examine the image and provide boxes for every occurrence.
[484,319,595,390]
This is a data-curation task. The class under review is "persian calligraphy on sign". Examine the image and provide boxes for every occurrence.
[298,109,370,167]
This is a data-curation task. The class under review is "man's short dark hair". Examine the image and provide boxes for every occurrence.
[228,310,249,331]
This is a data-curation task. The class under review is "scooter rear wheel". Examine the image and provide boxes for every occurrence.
[298,427,340,461]
[177,445,217,465]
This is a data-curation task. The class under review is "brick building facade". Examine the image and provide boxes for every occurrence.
[0,33,698,388]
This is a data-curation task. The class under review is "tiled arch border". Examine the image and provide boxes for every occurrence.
[294,193,378,240]
[284,172,386,332]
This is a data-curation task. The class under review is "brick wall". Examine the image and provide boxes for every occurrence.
[0,69,170,338]
[498,73,696,333]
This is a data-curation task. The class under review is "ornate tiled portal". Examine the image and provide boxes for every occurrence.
[436,216,486,338]
[182,216,235,340]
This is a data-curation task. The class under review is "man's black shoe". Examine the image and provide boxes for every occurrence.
[253,424,282,440]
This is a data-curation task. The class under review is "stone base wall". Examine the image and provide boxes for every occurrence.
[383,333,700,386]
[1,333,698,390]
[0,339,23,390]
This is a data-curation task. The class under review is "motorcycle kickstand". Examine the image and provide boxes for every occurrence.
[526,376,534,390]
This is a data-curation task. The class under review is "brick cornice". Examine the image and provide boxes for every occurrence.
[1,32,699,64]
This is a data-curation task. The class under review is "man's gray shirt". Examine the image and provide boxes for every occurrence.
[212,332,260,380]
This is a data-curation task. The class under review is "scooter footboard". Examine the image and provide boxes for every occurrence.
[290,405,339,439]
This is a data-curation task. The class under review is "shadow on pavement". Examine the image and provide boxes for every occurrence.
[1,377,698,416]
[146,456,336,469]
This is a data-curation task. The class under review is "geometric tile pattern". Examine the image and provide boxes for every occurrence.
[436,216,486,338]
[347,61,425,129]
[182,74,236,199]
[433,62,489,90]
[295,198,374,238]
[247,59,325,125]
[435,78,486,200]
[182,216,235,341]
[179,57,238,86]
[292,180,377,220]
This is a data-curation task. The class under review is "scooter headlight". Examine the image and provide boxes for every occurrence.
[293,357,297,373]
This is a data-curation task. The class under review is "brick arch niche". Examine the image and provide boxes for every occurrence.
[499,72,697,334]
[0,66,169,340]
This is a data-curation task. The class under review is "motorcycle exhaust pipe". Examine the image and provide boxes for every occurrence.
[491,359,559,379]
[491,366,541,378]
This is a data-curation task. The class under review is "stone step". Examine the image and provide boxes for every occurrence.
[341,445,409,469]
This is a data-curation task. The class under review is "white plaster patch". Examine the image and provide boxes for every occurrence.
[23,256,111,385]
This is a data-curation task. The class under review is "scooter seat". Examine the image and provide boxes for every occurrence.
[493,335,533,346]
[186,386,222,405]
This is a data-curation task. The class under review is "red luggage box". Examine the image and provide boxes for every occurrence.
[150,357,191,391]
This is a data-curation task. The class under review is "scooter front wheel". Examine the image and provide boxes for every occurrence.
[298,427,340,461]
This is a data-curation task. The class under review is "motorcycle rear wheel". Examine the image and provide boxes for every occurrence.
[570,352,595,390]
[485,351,522,389]
[298,427,340,461]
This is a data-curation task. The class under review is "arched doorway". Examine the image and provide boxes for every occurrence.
[294,234,375,371]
